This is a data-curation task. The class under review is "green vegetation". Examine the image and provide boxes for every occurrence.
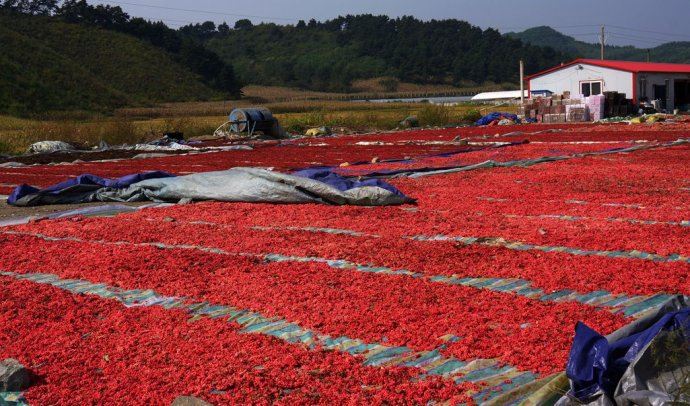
[0,13,219,115]
[200,15,566,92]
[0,114,223,154]
[508,26,690,63]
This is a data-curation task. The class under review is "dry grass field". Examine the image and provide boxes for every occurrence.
[0,84,516,154]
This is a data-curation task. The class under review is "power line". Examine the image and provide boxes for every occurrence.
[497,23,688,42]
[87,4,690,42]
[550,32,600,37]
[496,24,602,31]
[97,0,299,22]
[159,18,197,24]
[607,34,658,44]
[608,31,676,45]
[606,25,689,41]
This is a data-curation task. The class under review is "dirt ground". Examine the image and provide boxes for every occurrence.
[0,149,190,165]
[0,138,274,165]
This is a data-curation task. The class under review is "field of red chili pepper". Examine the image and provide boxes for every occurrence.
[1,122,689,405]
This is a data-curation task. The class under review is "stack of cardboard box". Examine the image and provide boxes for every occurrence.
[585,95,605,121]
[566,105,587,122]
[519,96,565,123]
[519,91,635,122]
[519,93,586,123]
[603,92,633,117]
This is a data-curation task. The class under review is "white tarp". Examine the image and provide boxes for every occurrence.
[27,141,75,154]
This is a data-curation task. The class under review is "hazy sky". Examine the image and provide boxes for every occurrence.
[95,0,690,47]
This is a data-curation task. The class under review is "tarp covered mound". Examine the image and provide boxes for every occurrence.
[8,168,413,207]
[557,295,690,406]
[96,168,413,206]
[8,171,174,207]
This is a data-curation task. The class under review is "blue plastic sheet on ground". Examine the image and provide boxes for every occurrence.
[293,168,409,198]
[566,307,690,401]
[8,171,174,206]
[475,112,520,126]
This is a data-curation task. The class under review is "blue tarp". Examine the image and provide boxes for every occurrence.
[8,171,174,206]
[475,112,520,126]
[566,307,690,401]
[293,168,410,199]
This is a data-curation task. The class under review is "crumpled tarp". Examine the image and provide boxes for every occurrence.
[8,171,174,207]
[95,168,413,206]
[27,141,74,154]
[475,112,520,126]
[557,295,690,406]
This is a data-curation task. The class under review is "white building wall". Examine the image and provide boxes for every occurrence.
[529,63,633,99]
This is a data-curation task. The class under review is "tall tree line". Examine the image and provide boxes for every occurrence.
[2,1,568,92]
[199,15,568,91]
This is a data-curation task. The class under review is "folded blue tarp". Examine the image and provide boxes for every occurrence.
[566,306,690,401]
[8,171,174,207]
[293,168,410,199]
[475,112,520,126]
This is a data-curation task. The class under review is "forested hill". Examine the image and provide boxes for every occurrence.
[0,0,242,115]
[191,16,568,92]
[0,14,222,114]
[508,26,690,63]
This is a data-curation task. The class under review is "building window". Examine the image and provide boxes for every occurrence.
[581,81,603,97]
[640,78,647,98]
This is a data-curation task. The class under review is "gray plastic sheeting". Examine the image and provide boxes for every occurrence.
[391,139,690,179]
[556,295,690,406]
[95,168,411,206]
[0,204,169,227]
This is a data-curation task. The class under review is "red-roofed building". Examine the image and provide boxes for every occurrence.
[527,59,690,111]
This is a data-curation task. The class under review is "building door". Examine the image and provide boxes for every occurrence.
[653,84,667,109]
[674,80,690,111]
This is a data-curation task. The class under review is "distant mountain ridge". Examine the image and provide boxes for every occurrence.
[507,26,690,63]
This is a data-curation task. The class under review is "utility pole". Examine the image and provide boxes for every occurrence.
[601,25,606,61]
[520,59,525,104]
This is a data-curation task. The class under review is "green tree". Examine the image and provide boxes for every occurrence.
[234,19,253,30]
[1,0,57,15]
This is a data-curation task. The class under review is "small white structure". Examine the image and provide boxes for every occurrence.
[471,90,529,102]
[527,59,690,111]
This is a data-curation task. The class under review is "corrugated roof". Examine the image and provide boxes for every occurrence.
[527,58,690,80]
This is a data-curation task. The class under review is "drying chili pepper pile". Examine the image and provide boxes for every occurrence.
[1,122,689,405]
